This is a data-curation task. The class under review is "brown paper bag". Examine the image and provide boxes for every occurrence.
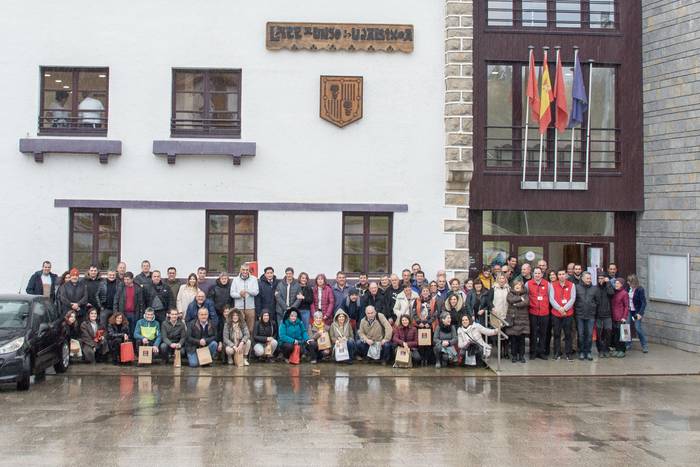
[138,346,153,365]
[234,350,245,367]
[69,339,82,357]
[418,328,431,346]
[395,346,411,368]
[173,348,181,368]
[264,342,273,356]
[196,346,213,366]
[317,331,331,351]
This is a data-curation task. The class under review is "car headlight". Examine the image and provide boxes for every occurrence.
[0,337,25,354]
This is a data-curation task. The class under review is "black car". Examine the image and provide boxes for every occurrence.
[0,294,69,390]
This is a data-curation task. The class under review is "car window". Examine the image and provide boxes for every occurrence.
[45,301,59,322]
[0,301,30,328]
[33,302,49,327]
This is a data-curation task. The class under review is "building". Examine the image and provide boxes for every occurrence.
[1,0,449,288]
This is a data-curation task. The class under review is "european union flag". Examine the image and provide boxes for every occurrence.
[568,53,588,128]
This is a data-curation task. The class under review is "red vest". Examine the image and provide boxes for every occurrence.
[528,279,550,316]
[551,281,574,317]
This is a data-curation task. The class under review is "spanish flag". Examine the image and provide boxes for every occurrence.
[553,51,569,133]
[526,48,540,124]
[538,50,554,135]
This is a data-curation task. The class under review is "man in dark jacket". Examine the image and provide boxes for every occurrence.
[98,270,120,327]
[361,282,384,323]
[165,267,182,306]
[594,272,615,357]
[574,272,598,361]
[341,290,364,326]
[25,261,58,301]
[383,275,402,324]
[275,267,301,325]
[82,265,103,316]
[134,260,152,287]
[186,307,219,367]
[160,308,187,363]
[58,268,88,319]
[208,272,232,336]
[114,272,145,337]
[142,270,172,323]
[185,291,219,326]
[256,267,278,318]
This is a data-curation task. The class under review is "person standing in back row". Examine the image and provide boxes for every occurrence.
[626,274,649,353]
[230,264,259,338]
[26,261,58,301]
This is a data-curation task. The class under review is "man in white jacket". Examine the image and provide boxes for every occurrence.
[230,263,259,336]
[393,283,419,323]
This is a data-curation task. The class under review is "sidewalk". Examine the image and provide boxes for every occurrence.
[488,343,700,377]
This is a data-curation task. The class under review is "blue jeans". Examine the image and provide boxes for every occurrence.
[299,310,311,330]
[187,341,218,367]
[576,318,595,354]
[628,312,648,350]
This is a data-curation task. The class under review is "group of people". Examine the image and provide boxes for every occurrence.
[25,256,648,369]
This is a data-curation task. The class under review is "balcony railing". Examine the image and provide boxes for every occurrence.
[38,114,107,136]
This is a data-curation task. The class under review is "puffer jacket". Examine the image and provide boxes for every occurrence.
[207,278,232,313]
[595,281,615,319]
[392,324,418,349]
[574,282,598,320]
[505,290,530,336]
[433,324,458,347]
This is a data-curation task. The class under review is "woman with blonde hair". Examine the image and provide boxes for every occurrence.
[223,307,251,366]
[176,273,201,316]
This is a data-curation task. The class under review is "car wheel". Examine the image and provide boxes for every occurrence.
[17,357,31,391]
[54,341,70,373]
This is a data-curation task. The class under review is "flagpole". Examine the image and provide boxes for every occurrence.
[553,46,561,188]
[585,59,594,188]
[569,47,579,187]
[522,46,534,187]
[538,46,549,188]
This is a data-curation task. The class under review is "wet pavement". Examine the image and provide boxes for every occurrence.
[1,365,700,466]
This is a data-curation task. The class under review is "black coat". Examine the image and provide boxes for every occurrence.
[134,272,152,287]
[58,281,88,315]
[594,281,615,319]
[256,275,279,315]
[143,281,172,315]
[298,285,314,309]
[25,271,58,301]
[361,291,385,318]
[574,283,598,320]
[207,279,232,313]
[186,320,218,352]
[114,285,145,317]
[82,277,103,312]
[161,319,187,347]
[98,279,120,311]
[253,319,277,344]
[383,286,403,319]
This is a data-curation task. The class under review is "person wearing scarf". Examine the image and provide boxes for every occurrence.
[223,308,251,366]
[307,311,331,364]
[433,312,458,368]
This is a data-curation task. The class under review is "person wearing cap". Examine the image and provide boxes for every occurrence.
[340,289,364,329]
[58,268,88,320]
[594,270,615,358]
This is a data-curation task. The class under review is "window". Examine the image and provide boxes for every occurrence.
[342,213,392,275]
[172,69,241,138]
[206,211,257,273]
[486,64,513,167]
[70,209,121,271]
[39,67,109,135]
[483,211,614,236]
[485,62,618,170]
[486,1,617,30]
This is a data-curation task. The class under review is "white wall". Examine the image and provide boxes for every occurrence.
[0,0,449,290]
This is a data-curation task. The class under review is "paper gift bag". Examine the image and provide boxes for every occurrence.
[69,339,82,357]
[418,328,432,346]
[196,346,213,366]
[395,346,411,367]
[173,348,181,368]
[620,323,632,342]
[138,346,153,365]
[289,344,301,364]
[317,332,331,351]
[264,342,273,356]
[334,341,350,362]
[234,350,245,367]
[120,342,135,363]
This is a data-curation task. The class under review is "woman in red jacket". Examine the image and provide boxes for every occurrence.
[610,278,630,358]
[392,314,419,367]
[311,273,335,325]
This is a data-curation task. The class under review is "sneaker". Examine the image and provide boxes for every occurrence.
[435,362,441,368]
[643,347,649,353]
[310,360,317,364]
[578,353,585,361]
[554,353,561,361]
[566,354,574,362]
[538,355,548,361]
[512,356,518,363]
[586,353,593,361]
[519,355,527,363]
[244,359,250,366]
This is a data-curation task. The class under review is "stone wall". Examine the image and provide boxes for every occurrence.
[639,0,700,352]
[444,0,473,280]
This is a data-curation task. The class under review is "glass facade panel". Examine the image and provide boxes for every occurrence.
[483,241,510,266]
[590,0,615,29]
[483,211,615,236]
[522,1,547,27]
[488,1,513,26]
[487,64,513,167]
[556,0,581,28]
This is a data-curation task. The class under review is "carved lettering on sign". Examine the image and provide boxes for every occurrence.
[267,22,414,53]
[320,76,363,128]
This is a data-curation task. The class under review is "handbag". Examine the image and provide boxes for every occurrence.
[120,342,135,363]
[620,323,632,342]
[418,328,431,346]
[395,346,411,368]
[441,345,458,362]
[138,346,153,365]
[196,346,213,366]
[317,331,331,351]
[334,340,350,362]
[289,343,301,364]
[367,342,382,360]
[463,353,477,366]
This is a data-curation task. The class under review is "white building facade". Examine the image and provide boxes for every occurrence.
[1,0,456,287]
